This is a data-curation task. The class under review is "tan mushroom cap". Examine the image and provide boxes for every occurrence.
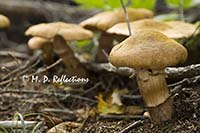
[28,37,50,50]
[0,14,10,28]
[80,8,153,31]
[109,30,187,69]
[107,19,198,39]
[58,28,93,41]
[25,22,93,40]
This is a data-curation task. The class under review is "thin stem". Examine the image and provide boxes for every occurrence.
[120,0,132,36]
[179,0,185,21]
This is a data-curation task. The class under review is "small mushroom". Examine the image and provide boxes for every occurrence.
[28,37,50,50]
[28,37,53,65]
[25,22,93,77]
[109,30,188,124]
[0,14,10,28]
[107,19,198,40]
[80,8,153,63]
[80,8,153,31]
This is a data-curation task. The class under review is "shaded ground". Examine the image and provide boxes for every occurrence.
[0,57,200,132]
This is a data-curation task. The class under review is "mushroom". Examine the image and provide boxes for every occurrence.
[25,22,93,77]
[80,8,153,63]
[28,37,53,65]
[25,22,92,39]
[107,19,198,40]
[109,30,188,124]
[0,14,10,28]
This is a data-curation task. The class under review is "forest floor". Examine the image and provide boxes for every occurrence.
[0,49,200,132]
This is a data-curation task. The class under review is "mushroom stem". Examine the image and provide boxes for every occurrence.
[53,35,88,78]
[95,32,114,63]
[136,69,173,124]
[42,42,54,65]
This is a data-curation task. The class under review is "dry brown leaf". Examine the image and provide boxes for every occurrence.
[47,121,81,133]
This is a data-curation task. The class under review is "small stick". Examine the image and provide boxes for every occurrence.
[179,0,185,21]
[99,114,146,120]
[0,121,37,129]
[1,54,40,81]
[0,51,29,59]
[27,58,62,76]
[0,89,98,103]
[89,62,200,82]
[120,0,132,36]
[119,120,143,133]
[170,75,200,93]
[41,108,75,115]
[81,81,102,95]
[122,95,142,99]
[0,59,61,86]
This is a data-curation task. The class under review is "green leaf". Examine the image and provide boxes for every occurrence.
[74,0,156,10]
[167,0,192,8]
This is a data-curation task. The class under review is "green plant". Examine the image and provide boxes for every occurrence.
[75,0,196,10]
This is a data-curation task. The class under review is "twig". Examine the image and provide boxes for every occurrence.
[99,114,146,120]
[120,0,132,36]
[1,54,40,81]
[170,75,200,93]
[119,120,143,133]
[75,110,91,133]
[0,121,37,129]
[102,49,109,60]
[0,58,61,86]
[81,81,102,95]
[88,62,200,82]
[122,95,142,99]
[8,52,21,68]
[179,0,185,21]
[0,89,98,103]
[41,108,75,115]
[0,51,29,59]
[87,62,135,76]
[0,61,22,70]
[27,58,62,77]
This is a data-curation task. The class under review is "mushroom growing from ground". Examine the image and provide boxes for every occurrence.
[80,8,153,62]
[25,22,93,77]
[109,30,188,124]
[28,37,53,65]
[107,19,198,40]
[0,14,10,28]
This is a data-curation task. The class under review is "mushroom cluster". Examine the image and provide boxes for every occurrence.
[80,8,154,62]
[23,6,198,124]
[25,22,93,77]
[109,30,188,124]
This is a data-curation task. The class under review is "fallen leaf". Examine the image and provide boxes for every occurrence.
[97,93,123,114]
[111,88,128,106]
[47,121,81,133]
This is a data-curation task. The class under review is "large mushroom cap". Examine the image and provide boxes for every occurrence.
[109,30,188,69]
[80,8,153,31]
[0,14,10,28]
[164,21,199,38]
[107,19,198,39]
[25,22,93,40]
[28,37,50,50]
